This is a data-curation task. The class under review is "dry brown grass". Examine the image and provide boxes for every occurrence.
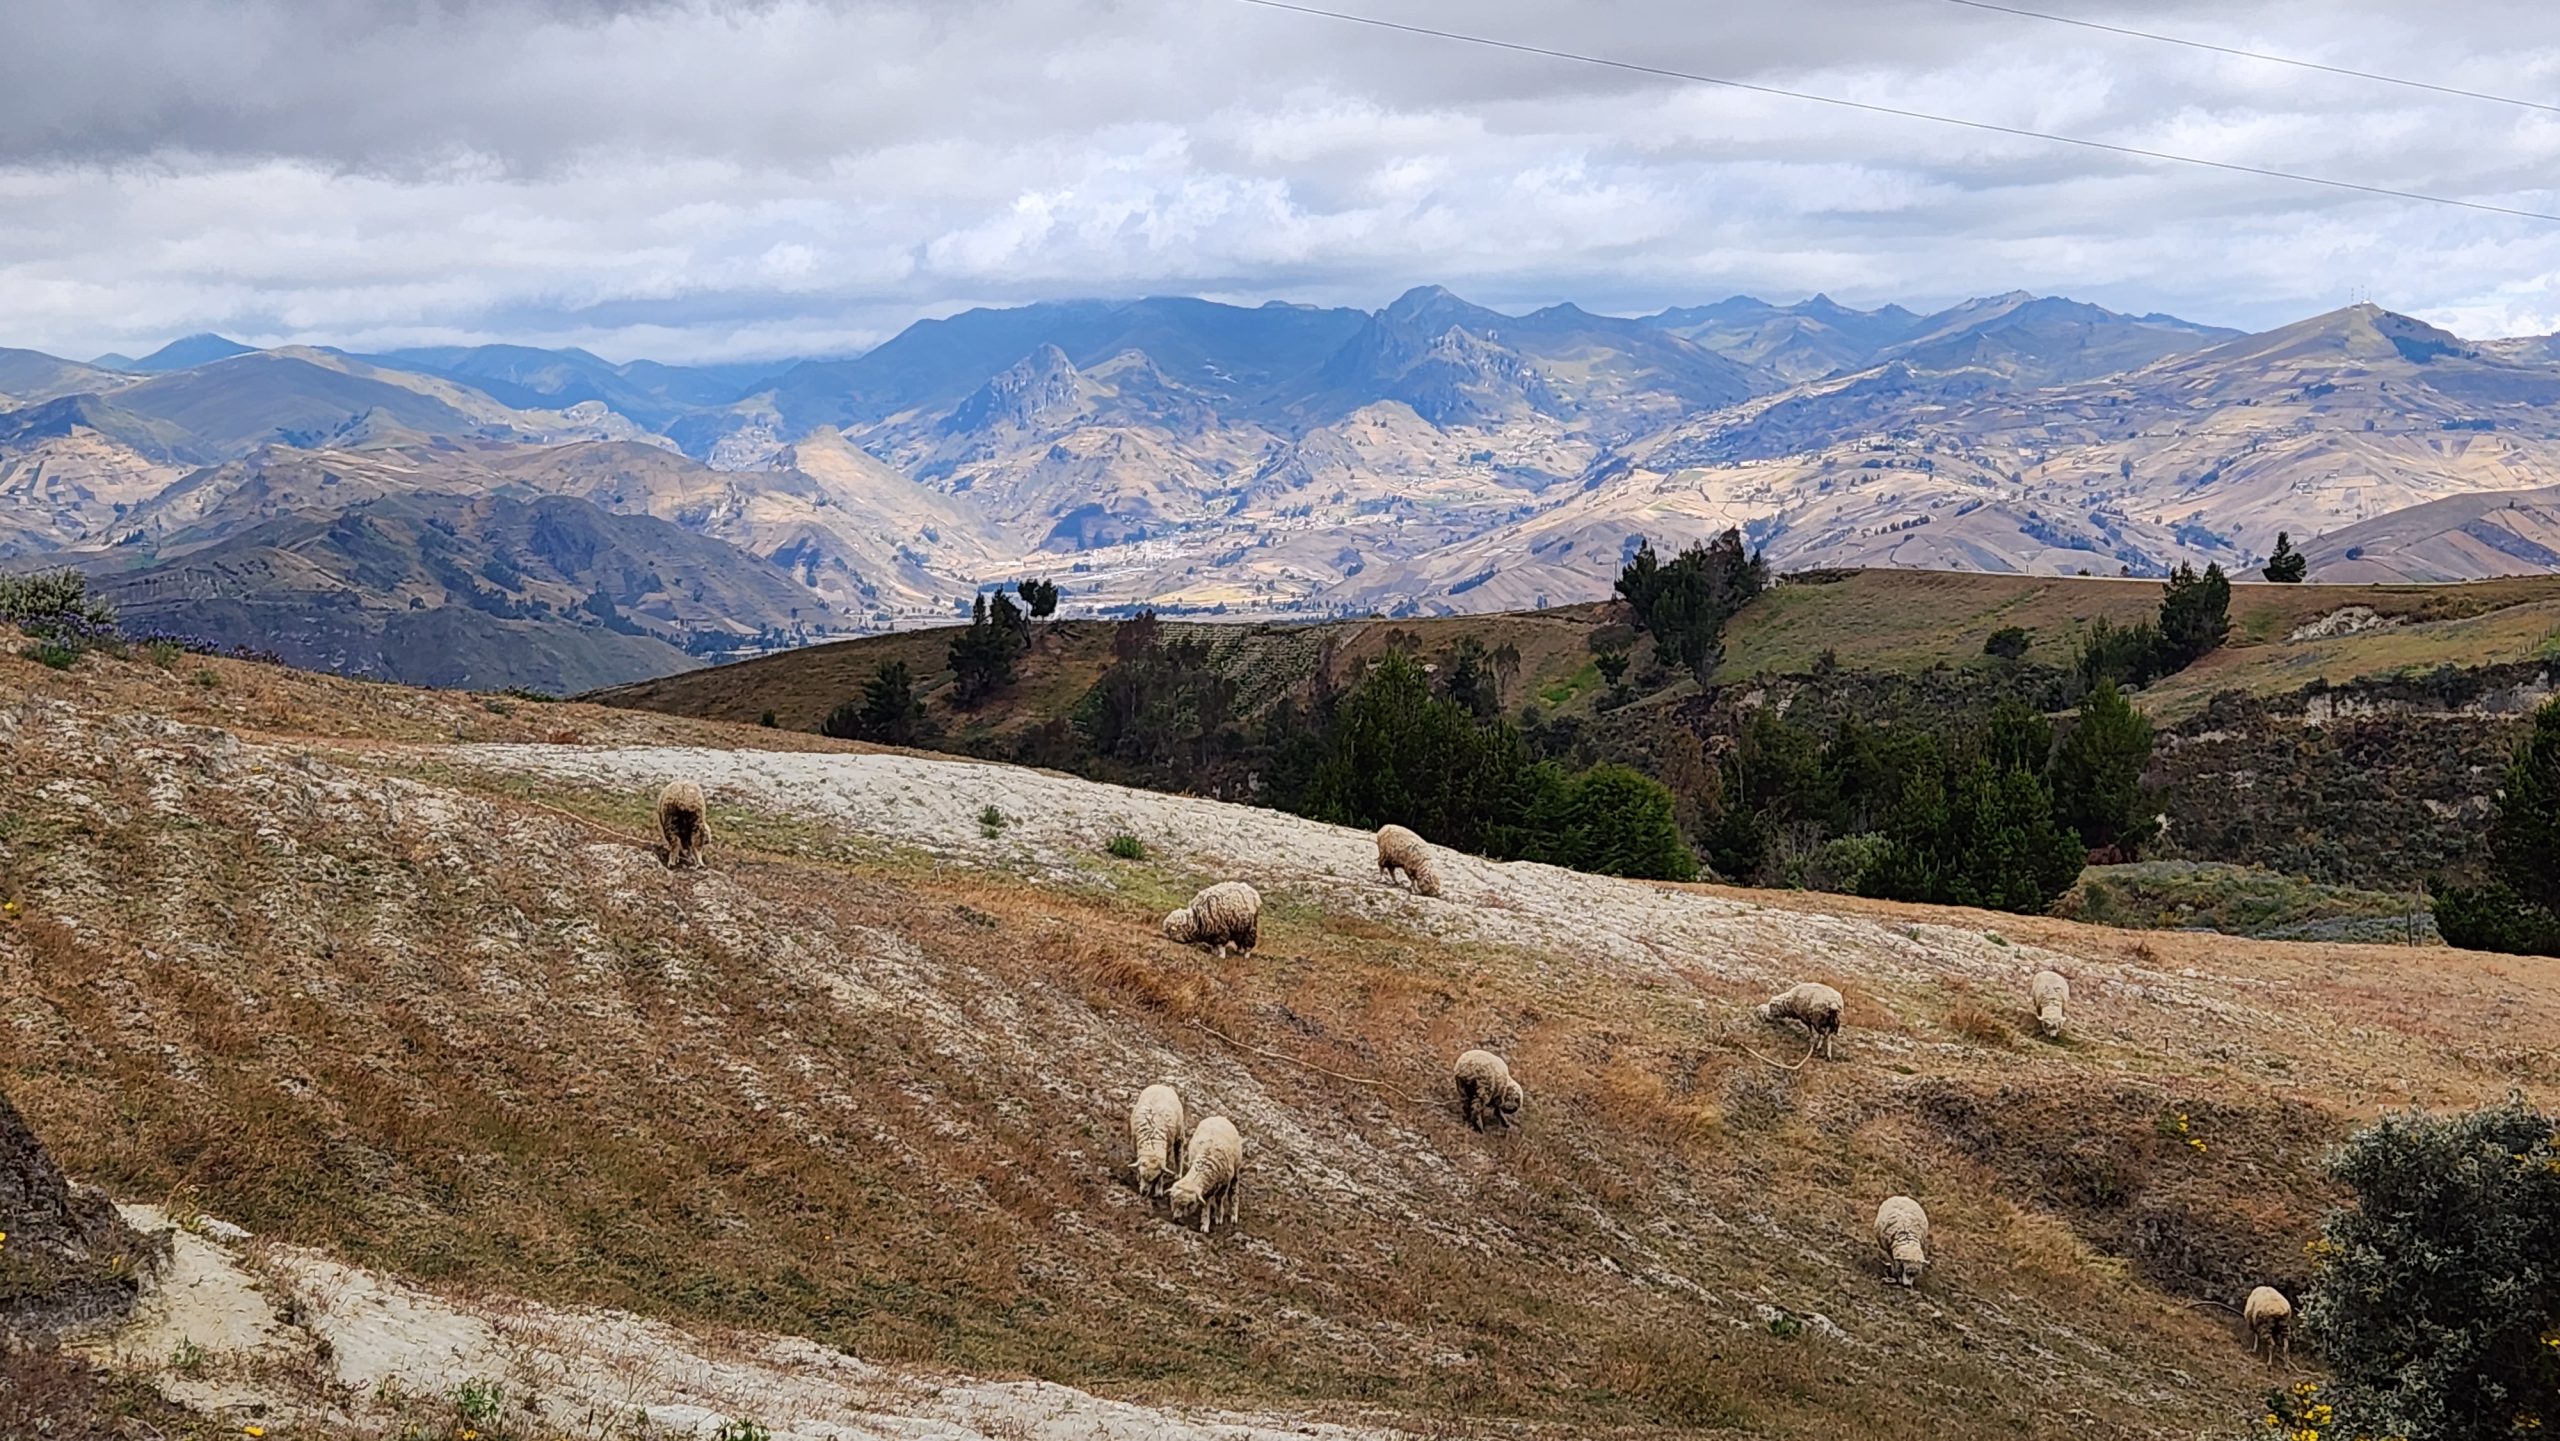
[3,651,2555,1440]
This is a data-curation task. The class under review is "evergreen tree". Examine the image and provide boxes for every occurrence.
[1613,528,1767,681]
[2050,680,2156,855]
[948,592,1027,704]
[1016,577,1061,618]
[1533,764,1698,882]
[822,661,937,746]
[1075,612,1237,780]
[1594,649,1630,687]
[2488,697,2560,918]
[2262,533,2307,583]
[2156,562,2231,669]
[2302,1100,2560,1441]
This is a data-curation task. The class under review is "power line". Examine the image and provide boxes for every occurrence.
[1230,0,2560,225]
[1929,0,2560,118]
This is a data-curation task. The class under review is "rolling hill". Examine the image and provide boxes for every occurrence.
[85,490,838,692]
[7,644,2554,1439]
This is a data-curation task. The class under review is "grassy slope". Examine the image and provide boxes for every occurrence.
[587,572,2560,741]
[5,649,2558,1439]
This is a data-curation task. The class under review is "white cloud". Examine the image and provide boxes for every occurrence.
[0,0,2557,361]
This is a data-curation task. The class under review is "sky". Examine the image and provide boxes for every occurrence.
[4,0,2559,364]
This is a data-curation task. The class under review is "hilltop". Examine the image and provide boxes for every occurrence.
[5,643,2553,1439]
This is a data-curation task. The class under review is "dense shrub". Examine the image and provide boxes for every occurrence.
[2302,1100,2560,1441]
[1983,625,2030,661]
[2433,880,2560,957]
[1692,700,2087,915]
[0,569,118,663]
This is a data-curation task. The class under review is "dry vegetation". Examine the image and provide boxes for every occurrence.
[4,646,2557,1438]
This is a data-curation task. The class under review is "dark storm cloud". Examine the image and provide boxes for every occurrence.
[3,0,2557,360]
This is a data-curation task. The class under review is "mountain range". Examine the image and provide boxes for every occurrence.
[7,286,2559,689]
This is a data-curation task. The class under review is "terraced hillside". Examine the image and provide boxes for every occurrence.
[5,647,2555,1438]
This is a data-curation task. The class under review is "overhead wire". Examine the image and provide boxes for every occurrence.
[1927,0,2560,118]
[1229,0,2560,225]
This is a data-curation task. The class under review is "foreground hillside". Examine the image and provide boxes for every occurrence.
[5,649,2554,1438]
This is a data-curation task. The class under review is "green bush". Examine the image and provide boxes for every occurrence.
[2302,1099,2560,1441]
[1105,833,1147,860]
[0,570,118,665]
[1983,625,2030,661]
[2434,880,2560,956]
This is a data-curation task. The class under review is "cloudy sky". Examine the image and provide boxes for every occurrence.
[5,0,2559,362]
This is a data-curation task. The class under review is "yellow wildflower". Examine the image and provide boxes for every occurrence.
[243,1429,265,1439]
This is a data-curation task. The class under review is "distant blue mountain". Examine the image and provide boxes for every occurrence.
[116,333,258,373]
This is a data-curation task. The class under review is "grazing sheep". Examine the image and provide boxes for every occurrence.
[1167,1115,1244,1235]
[1162,881,1261,957]
[1875,1195,1930,1287]
[1453,1049,1525,1132]
[1375,824,1443,898]
[1755,982,1845,1059]
[2245,1286,2293,1370]
[2030,970,2071,1038]
[1128,1083,1189,1202]
[656,780,710,869]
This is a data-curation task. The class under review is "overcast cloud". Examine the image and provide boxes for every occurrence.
[4,0,2558,362]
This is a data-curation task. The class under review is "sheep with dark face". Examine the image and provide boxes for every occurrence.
[1167,1115,1244,1235]
[2245,1286,2293,1370]
[1375,825,1443,898]
[656,780,710,869]
[1162,881,1260,957]
[1453,1049,1524,1132]
[1755,982,1844,1059]
[1128,1083,1190,1203]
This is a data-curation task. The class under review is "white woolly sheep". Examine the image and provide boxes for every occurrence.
[1755,982,1845,1059]
[1167,1115,1244,1235]
[656,780,710,869]
[1129,1083,1188,1202]
[1453,1049,1524,1132]
[1875,1195,1929,1287]
[2030,969,2071,1038]
[1375,824,1443,898]
[1162,881,1260,957]
[2245,1286,2293,1370]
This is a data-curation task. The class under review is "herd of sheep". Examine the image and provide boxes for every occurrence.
[650,781,2297,1363]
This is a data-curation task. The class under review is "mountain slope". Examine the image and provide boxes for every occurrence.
[1647,294,1929,381]
[0,347,131,407]
[83,490,836,690]
[2302,482,2560,581]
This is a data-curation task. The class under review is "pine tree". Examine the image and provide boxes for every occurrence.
[2262,533,2307,583]
[2489,697,2560,917]
[2050,680,2156,855]
[822,661,937,746]
[2156,562,2231,669]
